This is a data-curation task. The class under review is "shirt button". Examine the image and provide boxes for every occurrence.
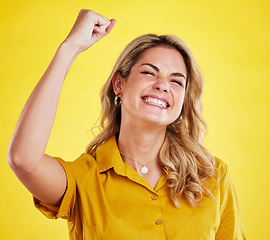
[155,219,162,225]
[151,194,158,200]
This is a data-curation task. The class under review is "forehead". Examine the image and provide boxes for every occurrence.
[136,46,187,73]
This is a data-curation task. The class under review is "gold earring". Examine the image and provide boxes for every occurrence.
[114,94,121,106]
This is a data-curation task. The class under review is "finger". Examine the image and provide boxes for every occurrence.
[92,15,111,33]
[93,19,116,39]
[105,19,117,34]
[93,23,109,34]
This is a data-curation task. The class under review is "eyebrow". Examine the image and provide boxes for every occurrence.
[141,63,186,79]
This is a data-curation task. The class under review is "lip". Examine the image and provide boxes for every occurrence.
[141,94,170,108]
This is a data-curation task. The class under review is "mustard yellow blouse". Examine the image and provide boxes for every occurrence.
[34,136,246,239]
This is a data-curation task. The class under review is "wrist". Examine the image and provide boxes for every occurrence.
[58,40,81,59]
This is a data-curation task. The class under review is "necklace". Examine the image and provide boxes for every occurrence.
[120,152,157,175]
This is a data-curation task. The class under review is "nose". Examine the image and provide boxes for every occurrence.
[153,79,169,93]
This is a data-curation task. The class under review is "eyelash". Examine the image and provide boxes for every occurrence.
[141,71,155,76]
[141,71,184,87]
[171,80,183,86]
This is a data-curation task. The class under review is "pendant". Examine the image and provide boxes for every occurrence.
[140,166,149,175]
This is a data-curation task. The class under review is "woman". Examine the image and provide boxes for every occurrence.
[8,9,246,240]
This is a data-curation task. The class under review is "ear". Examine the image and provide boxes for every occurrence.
[112,72,125,96]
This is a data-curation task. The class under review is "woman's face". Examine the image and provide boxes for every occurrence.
[117,46,187,127]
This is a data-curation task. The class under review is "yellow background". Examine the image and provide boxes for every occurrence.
[1,0,269,239]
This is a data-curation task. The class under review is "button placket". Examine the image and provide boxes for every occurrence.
[155,219,162,225]
[151,194,158,200]
[150,193,163,227]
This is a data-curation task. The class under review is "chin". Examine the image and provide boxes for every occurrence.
[143,116,170,127]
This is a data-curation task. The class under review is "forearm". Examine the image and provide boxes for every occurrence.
[7,9,116,206]
[8,42,79,172]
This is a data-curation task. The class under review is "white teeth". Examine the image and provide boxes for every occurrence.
[144,97,167,108]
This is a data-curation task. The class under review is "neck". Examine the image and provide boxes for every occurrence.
[117,118,166,186]
[117,119,166,166]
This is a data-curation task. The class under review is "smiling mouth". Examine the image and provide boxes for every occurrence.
[142,97,169,109]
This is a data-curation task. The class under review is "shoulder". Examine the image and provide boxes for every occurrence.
[213,156,236,195]
[73,153,97,168]
[214,156,228,179]
[54,153,98,180]
[55,153,96,167]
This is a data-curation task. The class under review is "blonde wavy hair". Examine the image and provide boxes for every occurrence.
[86,34,216,208]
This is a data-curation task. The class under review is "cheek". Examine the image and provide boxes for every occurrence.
[121,81,142,104]
[181,89,186,104]
[124,78,149,95]
[173,91,185,115]
[175,89,185,105]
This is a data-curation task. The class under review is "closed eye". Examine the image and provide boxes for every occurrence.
[171,80,184,87]
[141,71,155,76]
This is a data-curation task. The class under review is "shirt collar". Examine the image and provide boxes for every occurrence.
[95,135,168,192]
[95,135,125,174]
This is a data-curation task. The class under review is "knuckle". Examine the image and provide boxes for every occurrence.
[79,9,94,16]
[86,10,95,17]
[79,9,87,14]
